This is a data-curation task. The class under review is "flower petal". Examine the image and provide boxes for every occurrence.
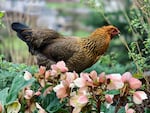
[129,78,142,89]
[121,72,132,82]
[24,71,32,80]
[133,91,147,104]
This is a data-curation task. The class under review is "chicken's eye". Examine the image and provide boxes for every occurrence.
[112,29,117,33]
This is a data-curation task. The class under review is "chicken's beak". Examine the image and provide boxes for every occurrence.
[118,32,121,37]
[117,30,121,37]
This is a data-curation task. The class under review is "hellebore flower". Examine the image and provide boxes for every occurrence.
[106,74,124,90]
[39,66,46,75]
[133,91,148,104]
[24,89,34,100]
[125,103,135,113]
[24,71,32,80]
[121,72,132,82]
[51,61,68,73]
[53,81,68,99]
[99,72,106,83]
[128,78,142,90]
[70,94,88,113]
[105,94,114,104]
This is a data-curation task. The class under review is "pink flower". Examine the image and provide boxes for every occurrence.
[65,72,78,84]
[125,103,135,113]
[121,72,142,90]
[89,71,100,85]
[106,74,124,90]
[105,94,114,104]
[90,71,98,81]
[24,89,34,99]
[0,102,2,113]
[74,78,86,88]
[70,94,88,113]
[133,91,148,104]
[45,70,51,79]
[51,61,68,73]
[39,66,46,75]
[74,73,94,87]
[36,103,47,113]
[80,73,92,83]
[34,91,41,96]
[128,78,142,89]
[81,73,94,87]
[50,70,58,77]
[99,72,106,83]
[121,72,132,82]
[24,71,32,80]
[53,81,68,99]
[78,87,89,95]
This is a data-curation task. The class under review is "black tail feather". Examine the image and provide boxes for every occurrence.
[11,22,29,32]
[11,22,33,50]
[11,22,32,42]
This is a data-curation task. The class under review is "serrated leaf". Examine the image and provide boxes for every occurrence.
[106,105,115,113]
[117,107,125,113]
[0,11,5,18]
[145,108,150,113]
[6,75,35,104]
[42,92,64,113]
[104,90,120,95]
[0,88,9,105]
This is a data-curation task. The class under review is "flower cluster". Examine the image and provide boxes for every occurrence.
[24,61,148,113]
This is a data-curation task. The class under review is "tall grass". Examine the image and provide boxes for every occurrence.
[0,4,39,65]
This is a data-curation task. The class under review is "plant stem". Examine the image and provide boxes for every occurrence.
[97,98,101,113]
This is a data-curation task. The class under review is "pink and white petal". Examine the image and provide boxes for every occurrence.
[77,95,88,104]
[90,70,98,80]
[105,94,114,104]
[125,103,135,113]
[39,66,46,75]
[107,74,124,90]
[72,107,82,113]
[121,72,132,82]
[80,73,92,82]
[133,91,148,104]
[129,78,142,89]
[24,71,32,80]
[74,78,86,88]
[99,72,106,83]
[36,103,47,113]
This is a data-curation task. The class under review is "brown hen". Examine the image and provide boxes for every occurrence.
[11,22,120,73]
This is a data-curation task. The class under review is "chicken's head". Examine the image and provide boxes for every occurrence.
[106,25,120,39]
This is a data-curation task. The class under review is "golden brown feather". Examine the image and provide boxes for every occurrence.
[11,22,120,73]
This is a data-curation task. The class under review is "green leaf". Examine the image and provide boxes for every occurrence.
[42,92,65,113]
[117,107,125,113]
[104,90,120,95]
[100,103,107,112]
[0,88,9,105]
[145,108,150,113]
[0,11,5,18]
[6,75,35,104]
[106,105,115,113]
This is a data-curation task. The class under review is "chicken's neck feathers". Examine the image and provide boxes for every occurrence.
[81,33,110,57]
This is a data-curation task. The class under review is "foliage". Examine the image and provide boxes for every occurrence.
[0,60,149,113]
[0,55,37,90]
[0,11,5,28]
[127,0,150,73]
[83,0,150,74]
[0,0,150,112]
[85,53,136,74]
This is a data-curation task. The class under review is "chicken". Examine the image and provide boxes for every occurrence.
[11,22,120,73]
